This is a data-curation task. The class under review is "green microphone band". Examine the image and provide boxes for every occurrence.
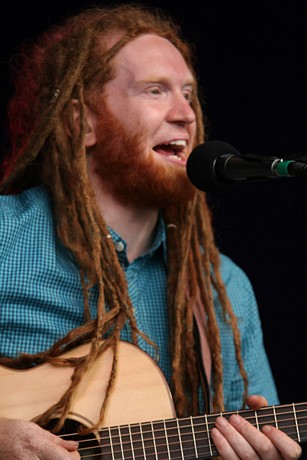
[276,160,295,177]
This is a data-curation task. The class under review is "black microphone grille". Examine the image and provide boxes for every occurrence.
[186,140,240,192]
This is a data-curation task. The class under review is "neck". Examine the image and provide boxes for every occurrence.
[93,185,159,262]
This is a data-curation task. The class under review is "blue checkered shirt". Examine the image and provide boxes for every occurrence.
[0,186,279,410]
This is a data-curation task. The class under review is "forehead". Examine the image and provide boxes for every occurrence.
[109,33,195,84]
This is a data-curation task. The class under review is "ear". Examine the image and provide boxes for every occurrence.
[71,99,97,148]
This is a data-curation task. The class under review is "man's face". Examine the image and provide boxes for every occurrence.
[87,33,198,208]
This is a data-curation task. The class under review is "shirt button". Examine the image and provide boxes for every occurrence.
[115,241,125,252]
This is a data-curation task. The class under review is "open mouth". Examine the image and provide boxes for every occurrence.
[153,140,187,162]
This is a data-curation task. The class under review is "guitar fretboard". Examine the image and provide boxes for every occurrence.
[94,403,307,459]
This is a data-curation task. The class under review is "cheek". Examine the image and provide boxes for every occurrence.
[126,110,162,148]
[117,105,147,134]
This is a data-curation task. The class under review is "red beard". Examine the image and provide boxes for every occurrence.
[88,103,196,209]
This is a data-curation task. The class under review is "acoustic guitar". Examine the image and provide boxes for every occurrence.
[1,341,306,459]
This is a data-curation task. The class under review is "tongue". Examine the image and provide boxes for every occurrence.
[154,145,176,156]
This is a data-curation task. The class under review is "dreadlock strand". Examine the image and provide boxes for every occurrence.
[188,195,224,411]
[167,200,197,415]
[211,269,249,408]
[90,197,151,347]
[198,264,224,410]
[177,201,202,416]
[185,250,201,415]
[1,23,94,194]
[81,331,124,435]
[197,195,249,408]
[165,214,187,413]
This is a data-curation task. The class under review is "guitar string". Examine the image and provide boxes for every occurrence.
[77,424,307,460]
[60,404,307,443]
[61,415,307,458]
[77,426,307,460]
[64,419,307,451]
[76,426,307,460]
[61,413,307,439]
[78,439,216,460]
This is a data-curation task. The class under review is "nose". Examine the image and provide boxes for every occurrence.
[167,91,196,126]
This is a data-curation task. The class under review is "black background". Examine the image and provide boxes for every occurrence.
[1,0,306,453]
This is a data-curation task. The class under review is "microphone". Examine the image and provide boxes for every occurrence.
[186,140,307,193]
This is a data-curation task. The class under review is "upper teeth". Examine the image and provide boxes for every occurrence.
[167,140,187,147]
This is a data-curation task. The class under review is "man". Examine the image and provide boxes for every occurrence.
[0,4,302,459]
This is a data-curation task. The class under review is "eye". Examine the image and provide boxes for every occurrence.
[147,86,162,96]
[183,90,193,104]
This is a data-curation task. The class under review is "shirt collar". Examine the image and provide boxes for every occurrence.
[107,214,167,263]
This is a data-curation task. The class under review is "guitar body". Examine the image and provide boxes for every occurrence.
[0,341,175,429]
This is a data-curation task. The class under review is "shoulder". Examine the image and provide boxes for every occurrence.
[0,186,54,236]
[219,253,254,292]
[0,186,51,219]
[0,187,55,262]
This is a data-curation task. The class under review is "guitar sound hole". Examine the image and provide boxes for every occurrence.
[44,418,102,459]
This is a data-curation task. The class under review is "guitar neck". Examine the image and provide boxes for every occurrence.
[98,403,307,459]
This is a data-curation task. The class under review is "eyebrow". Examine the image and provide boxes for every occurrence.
[136,77,196,89]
